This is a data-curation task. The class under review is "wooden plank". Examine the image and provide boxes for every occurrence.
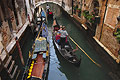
[11,65,18,79]
[8,60,15,73]
[31,54,45,79]
[4,56,12,68]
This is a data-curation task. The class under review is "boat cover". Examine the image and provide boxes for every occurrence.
[34,37,47,52]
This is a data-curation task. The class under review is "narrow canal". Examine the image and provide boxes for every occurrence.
[40,3,118,80]
[11,2,119,80]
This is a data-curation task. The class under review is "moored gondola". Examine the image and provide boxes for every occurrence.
[22,7,49,80]
[52,19,81,67]
[22,36,50,80]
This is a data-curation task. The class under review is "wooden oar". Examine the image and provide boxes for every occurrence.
[69,36,101,67]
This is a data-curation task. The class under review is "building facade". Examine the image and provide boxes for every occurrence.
[0,0,35,79]
[0,0,27,48]
[73,0,120,63]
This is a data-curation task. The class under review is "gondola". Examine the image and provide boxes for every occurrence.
[22,7,49,80]
[22,36,49,80]
[46,9,53,20]
[52,19,81,67]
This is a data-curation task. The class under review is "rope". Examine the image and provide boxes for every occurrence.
[69,36,101,67]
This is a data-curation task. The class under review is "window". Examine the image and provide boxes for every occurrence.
[104,7,119,29]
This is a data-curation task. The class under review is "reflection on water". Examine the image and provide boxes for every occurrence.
[47,28,68,80]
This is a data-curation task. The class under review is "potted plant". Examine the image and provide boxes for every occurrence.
[76,8,81,12]
[114,28,120,43]
[83,10,95,23]
[83,10,89,17]
[77,8,81,17]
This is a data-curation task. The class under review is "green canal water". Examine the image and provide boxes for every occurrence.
[11,3,119,80]
[41,3,115,80]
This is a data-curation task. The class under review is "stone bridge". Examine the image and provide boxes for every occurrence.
[35,0,72,14]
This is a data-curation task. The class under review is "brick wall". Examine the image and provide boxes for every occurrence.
[100,24,119,57]
[95,0,120,59]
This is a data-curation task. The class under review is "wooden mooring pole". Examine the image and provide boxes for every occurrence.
[15,37,25,66]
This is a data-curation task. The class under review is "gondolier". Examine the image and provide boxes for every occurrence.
[59,26,68,49]
[52,19,81,67]
[46,4,50,13]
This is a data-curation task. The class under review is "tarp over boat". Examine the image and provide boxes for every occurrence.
[34,37,47,52]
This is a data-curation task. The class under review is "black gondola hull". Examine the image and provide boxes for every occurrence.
[53,39,81,67]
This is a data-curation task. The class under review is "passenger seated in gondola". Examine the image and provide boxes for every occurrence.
[54,25,59,31]
[55,32,61,44]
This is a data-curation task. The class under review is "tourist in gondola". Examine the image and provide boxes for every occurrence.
[59,26,69,49]
[55,32,61,45]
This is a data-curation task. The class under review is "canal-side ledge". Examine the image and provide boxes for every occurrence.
[72,14,88,30]
[0,12,33,61]
[93,37,118,61]
[70,13,119,63]
[68,13,120,64]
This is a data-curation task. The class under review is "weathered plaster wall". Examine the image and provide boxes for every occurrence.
[95,0,106,40]
[100,24,119,57]
[0,0,32,48]
[95,0,120,62]
[1,21,12,47]
[72,0,120,63]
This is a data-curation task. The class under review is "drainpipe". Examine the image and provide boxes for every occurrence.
[72,0,73,15]
[99,0,108,41]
